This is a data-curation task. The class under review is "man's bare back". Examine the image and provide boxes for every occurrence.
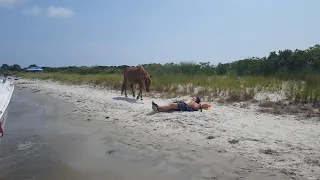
[183,99,200,109]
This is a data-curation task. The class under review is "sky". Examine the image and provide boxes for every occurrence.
[1,0,320,68]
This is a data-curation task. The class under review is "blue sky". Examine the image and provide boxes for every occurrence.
[1,0,320,68]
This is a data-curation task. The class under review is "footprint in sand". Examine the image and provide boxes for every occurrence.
[17,141,34,150]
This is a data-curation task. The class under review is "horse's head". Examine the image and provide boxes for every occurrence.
[143,75,152,92]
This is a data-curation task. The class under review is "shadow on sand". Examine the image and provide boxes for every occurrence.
[146,110,185,116]
[112,96,138,104]
[146,111,157,116]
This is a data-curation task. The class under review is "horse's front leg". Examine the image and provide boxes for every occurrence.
[130,84,135,98]
[136,90,141,100]
[137,83,143,100]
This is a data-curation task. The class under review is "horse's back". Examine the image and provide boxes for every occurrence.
[123,66,141,83]
[124,66,147,74]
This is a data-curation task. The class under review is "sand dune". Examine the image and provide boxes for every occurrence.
[16,79,320,180]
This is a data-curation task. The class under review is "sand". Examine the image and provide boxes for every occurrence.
[15,79,320,180]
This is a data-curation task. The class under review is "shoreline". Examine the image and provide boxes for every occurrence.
[15,78,320,180]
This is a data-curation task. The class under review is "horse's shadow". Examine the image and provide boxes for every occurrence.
[112,96,138,104]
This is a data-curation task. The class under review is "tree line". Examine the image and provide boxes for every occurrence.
[1,44,320,79]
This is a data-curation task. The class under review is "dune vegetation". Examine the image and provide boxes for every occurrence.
[2,44,320,110]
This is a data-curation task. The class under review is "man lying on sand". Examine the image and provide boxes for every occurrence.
[152,97,210,112]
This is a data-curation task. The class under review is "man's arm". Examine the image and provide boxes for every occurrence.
[192,102,202,110]
[193,102,210,112]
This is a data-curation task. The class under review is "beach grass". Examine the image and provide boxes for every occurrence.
[18,72,320,104]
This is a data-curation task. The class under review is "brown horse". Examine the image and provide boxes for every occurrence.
[121,65,152,100]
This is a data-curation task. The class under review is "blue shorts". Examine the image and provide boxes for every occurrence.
[174,101,196,112]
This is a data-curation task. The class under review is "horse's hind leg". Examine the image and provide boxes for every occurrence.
[121,78,128,97]
[124,85,127,97]
[130,84,135,98]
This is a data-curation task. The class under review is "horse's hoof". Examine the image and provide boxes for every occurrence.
[141,98,143,100]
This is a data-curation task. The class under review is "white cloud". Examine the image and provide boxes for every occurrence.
[22,6,41,15]
[0,0,27,8]
[47,6,75,18]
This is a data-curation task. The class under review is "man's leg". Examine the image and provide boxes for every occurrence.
[152,101,179,112]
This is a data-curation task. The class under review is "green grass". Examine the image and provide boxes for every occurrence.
[17,72,320,103]
[18,72,123,87]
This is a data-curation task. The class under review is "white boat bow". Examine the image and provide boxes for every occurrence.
[0,79,15,139]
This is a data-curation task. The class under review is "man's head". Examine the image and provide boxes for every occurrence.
[194,96,201,104]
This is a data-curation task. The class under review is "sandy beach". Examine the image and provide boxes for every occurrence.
[13,79,320,180]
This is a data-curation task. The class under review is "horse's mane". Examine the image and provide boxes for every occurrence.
[137,65,150,77]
